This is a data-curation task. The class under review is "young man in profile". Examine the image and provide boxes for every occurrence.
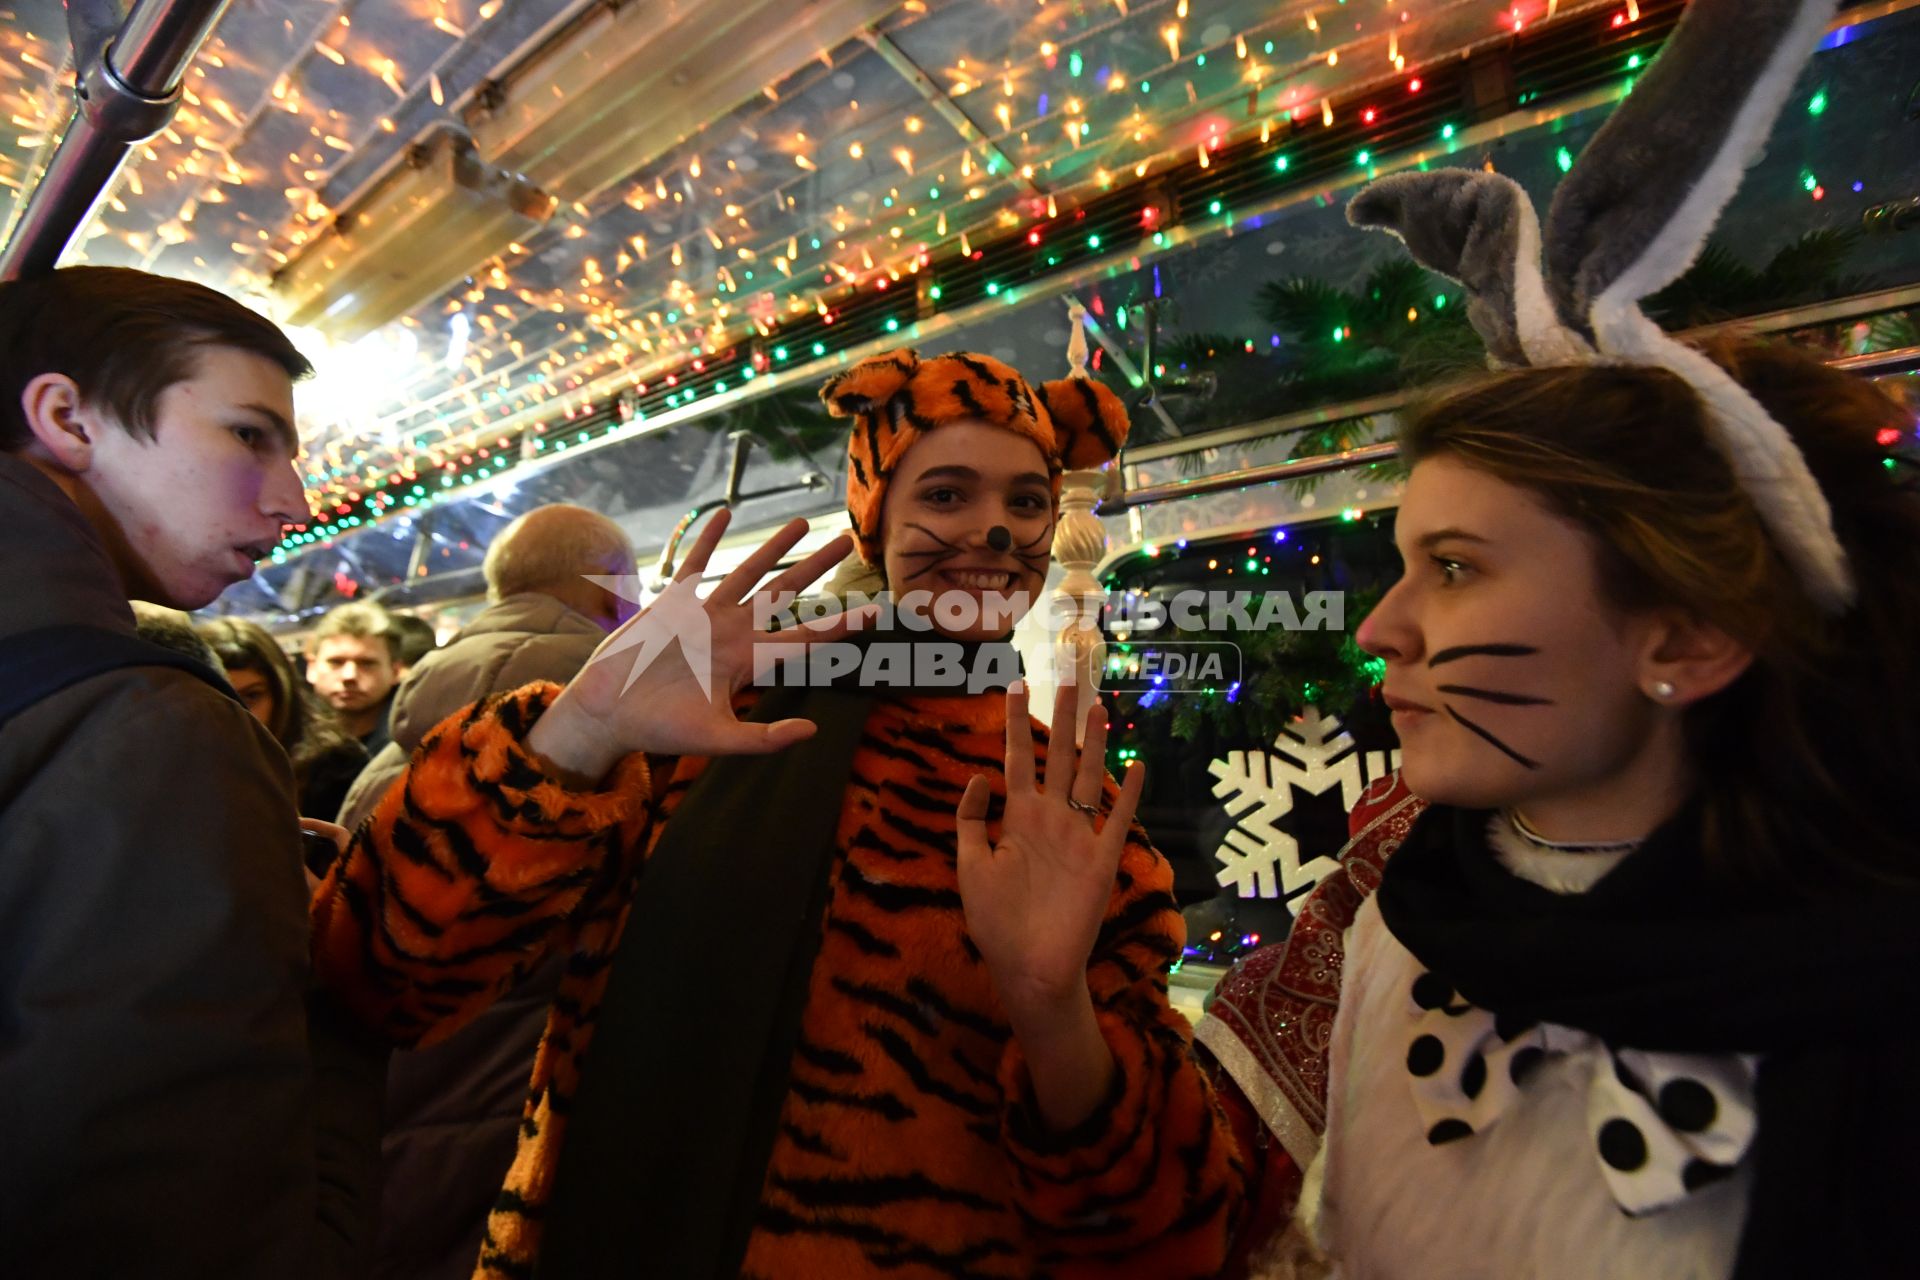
[0,266,375,1276]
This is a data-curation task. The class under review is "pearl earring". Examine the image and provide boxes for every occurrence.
[1650,680,1677,701]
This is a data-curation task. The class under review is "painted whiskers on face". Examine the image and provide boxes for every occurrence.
[893,521,1052,586]
[1427,643,1552,770]
[1009,524,1051,578]
[893,521,967,583]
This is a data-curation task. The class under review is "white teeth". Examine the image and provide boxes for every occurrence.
[952,571,1011,589]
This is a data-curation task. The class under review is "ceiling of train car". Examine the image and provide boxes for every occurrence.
[1,0,1575,480]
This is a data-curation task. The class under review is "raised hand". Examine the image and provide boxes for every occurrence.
[528,512,872,783]
[956,680,1147,1020]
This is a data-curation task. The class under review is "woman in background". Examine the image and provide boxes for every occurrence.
[199,617,367,841]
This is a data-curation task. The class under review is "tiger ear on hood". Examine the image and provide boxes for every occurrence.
[1038,375,1130,471]
[819,349,921,419]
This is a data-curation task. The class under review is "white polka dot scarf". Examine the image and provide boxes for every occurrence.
[1404,970,1760,1216]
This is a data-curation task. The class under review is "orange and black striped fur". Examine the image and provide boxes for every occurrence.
[313,683,1246,1279]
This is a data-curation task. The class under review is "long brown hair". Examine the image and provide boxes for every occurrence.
[1398,336,1920,893]
[197,618,361,782]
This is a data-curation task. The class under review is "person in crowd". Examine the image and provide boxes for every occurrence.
[337,502,637,1280]
[0,264,378,1276]
[1200,5,1917,1276]
[311,349,1245,1279]
[388,611,440,672]
[306,600,404,753]
[199,616,368,831]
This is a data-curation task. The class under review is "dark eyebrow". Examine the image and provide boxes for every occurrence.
[1414,527,1492,551]
[240,403,298,456]
[911,464,1051,490]
[912,465,980,484]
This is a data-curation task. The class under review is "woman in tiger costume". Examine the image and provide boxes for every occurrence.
[312,348,1246,1279]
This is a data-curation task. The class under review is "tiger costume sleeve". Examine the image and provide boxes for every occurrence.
[997,783,1248,1276]
[311,683,654,1047]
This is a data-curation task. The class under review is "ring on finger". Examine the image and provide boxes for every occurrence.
[1066,797,1101,817]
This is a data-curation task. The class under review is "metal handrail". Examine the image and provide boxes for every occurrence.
[650,432,828,588]
[0,0,231,280]
[1101,443,1403,514]
[1097,341,1920,520]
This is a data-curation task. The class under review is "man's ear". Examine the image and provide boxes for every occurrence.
[19,374,101,473]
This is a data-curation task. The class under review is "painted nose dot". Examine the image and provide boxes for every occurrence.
[986,525,1011,552]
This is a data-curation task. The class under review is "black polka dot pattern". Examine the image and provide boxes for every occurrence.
[1509,1046,1545,1086]
[1598,1118,1649,1172]
[1411,972,1454,1011]
[1410,971,1471,1016]
[1658,1078,1718,1133]
[1494,1010,1538,1043]
[1398,963,1758,1220]
[1682,1159,1736,1192]
[1460,1052,1487,1100]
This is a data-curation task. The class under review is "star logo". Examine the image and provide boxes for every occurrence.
[582,572,715,698]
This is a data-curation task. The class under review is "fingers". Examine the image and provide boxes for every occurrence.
[1072,701,1109,805]
[674,507,732,583]
[1004,680,1036,794]
[956,774,992,823]
[299,817,351,854]
[742,717,818,753]
[713,517,812,608]
[760,532,856,605]
[1043,681,1080,797]
[955,775,993,866]
[1097,760,1148,858]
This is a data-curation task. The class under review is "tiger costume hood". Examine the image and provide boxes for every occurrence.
[820,347,1129,566]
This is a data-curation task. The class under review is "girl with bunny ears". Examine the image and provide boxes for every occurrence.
[1199,2,1920,1277]
[311,349,1248,1280]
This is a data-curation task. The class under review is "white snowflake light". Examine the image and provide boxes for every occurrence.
[1209,707,1400,900]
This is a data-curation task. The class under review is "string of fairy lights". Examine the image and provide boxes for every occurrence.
[268,0,1688,564]
[306,0,1488,451]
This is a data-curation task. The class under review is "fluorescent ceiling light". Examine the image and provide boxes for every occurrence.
[467,0,905,204]
[271,127,556,343]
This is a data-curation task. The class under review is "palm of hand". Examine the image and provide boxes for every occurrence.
[569,575,751,757]
[539,514,872,764]
[956,683,1147,1017]
[959,781,1124,1010]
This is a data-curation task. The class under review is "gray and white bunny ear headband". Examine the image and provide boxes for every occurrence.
[1347,0,1854,613]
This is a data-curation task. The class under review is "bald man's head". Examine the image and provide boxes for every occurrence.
[483,504,636,628]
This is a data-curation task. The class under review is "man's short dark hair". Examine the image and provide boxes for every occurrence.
[0,266,313,452]
[307,601,401,664]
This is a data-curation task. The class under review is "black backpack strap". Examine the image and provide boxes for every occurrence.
[0,623,239,727]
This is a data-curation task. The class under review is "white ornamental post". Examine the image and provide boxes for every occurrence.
[1049,300,1111,747]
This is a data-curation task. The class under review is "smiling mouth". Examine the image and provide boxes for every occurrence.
[940,569,1017,590]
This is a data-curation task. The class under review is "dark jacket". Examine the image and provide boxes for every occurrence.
[0,453,380,1278]
[299,734,369,826]
[340,591,604,1280]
